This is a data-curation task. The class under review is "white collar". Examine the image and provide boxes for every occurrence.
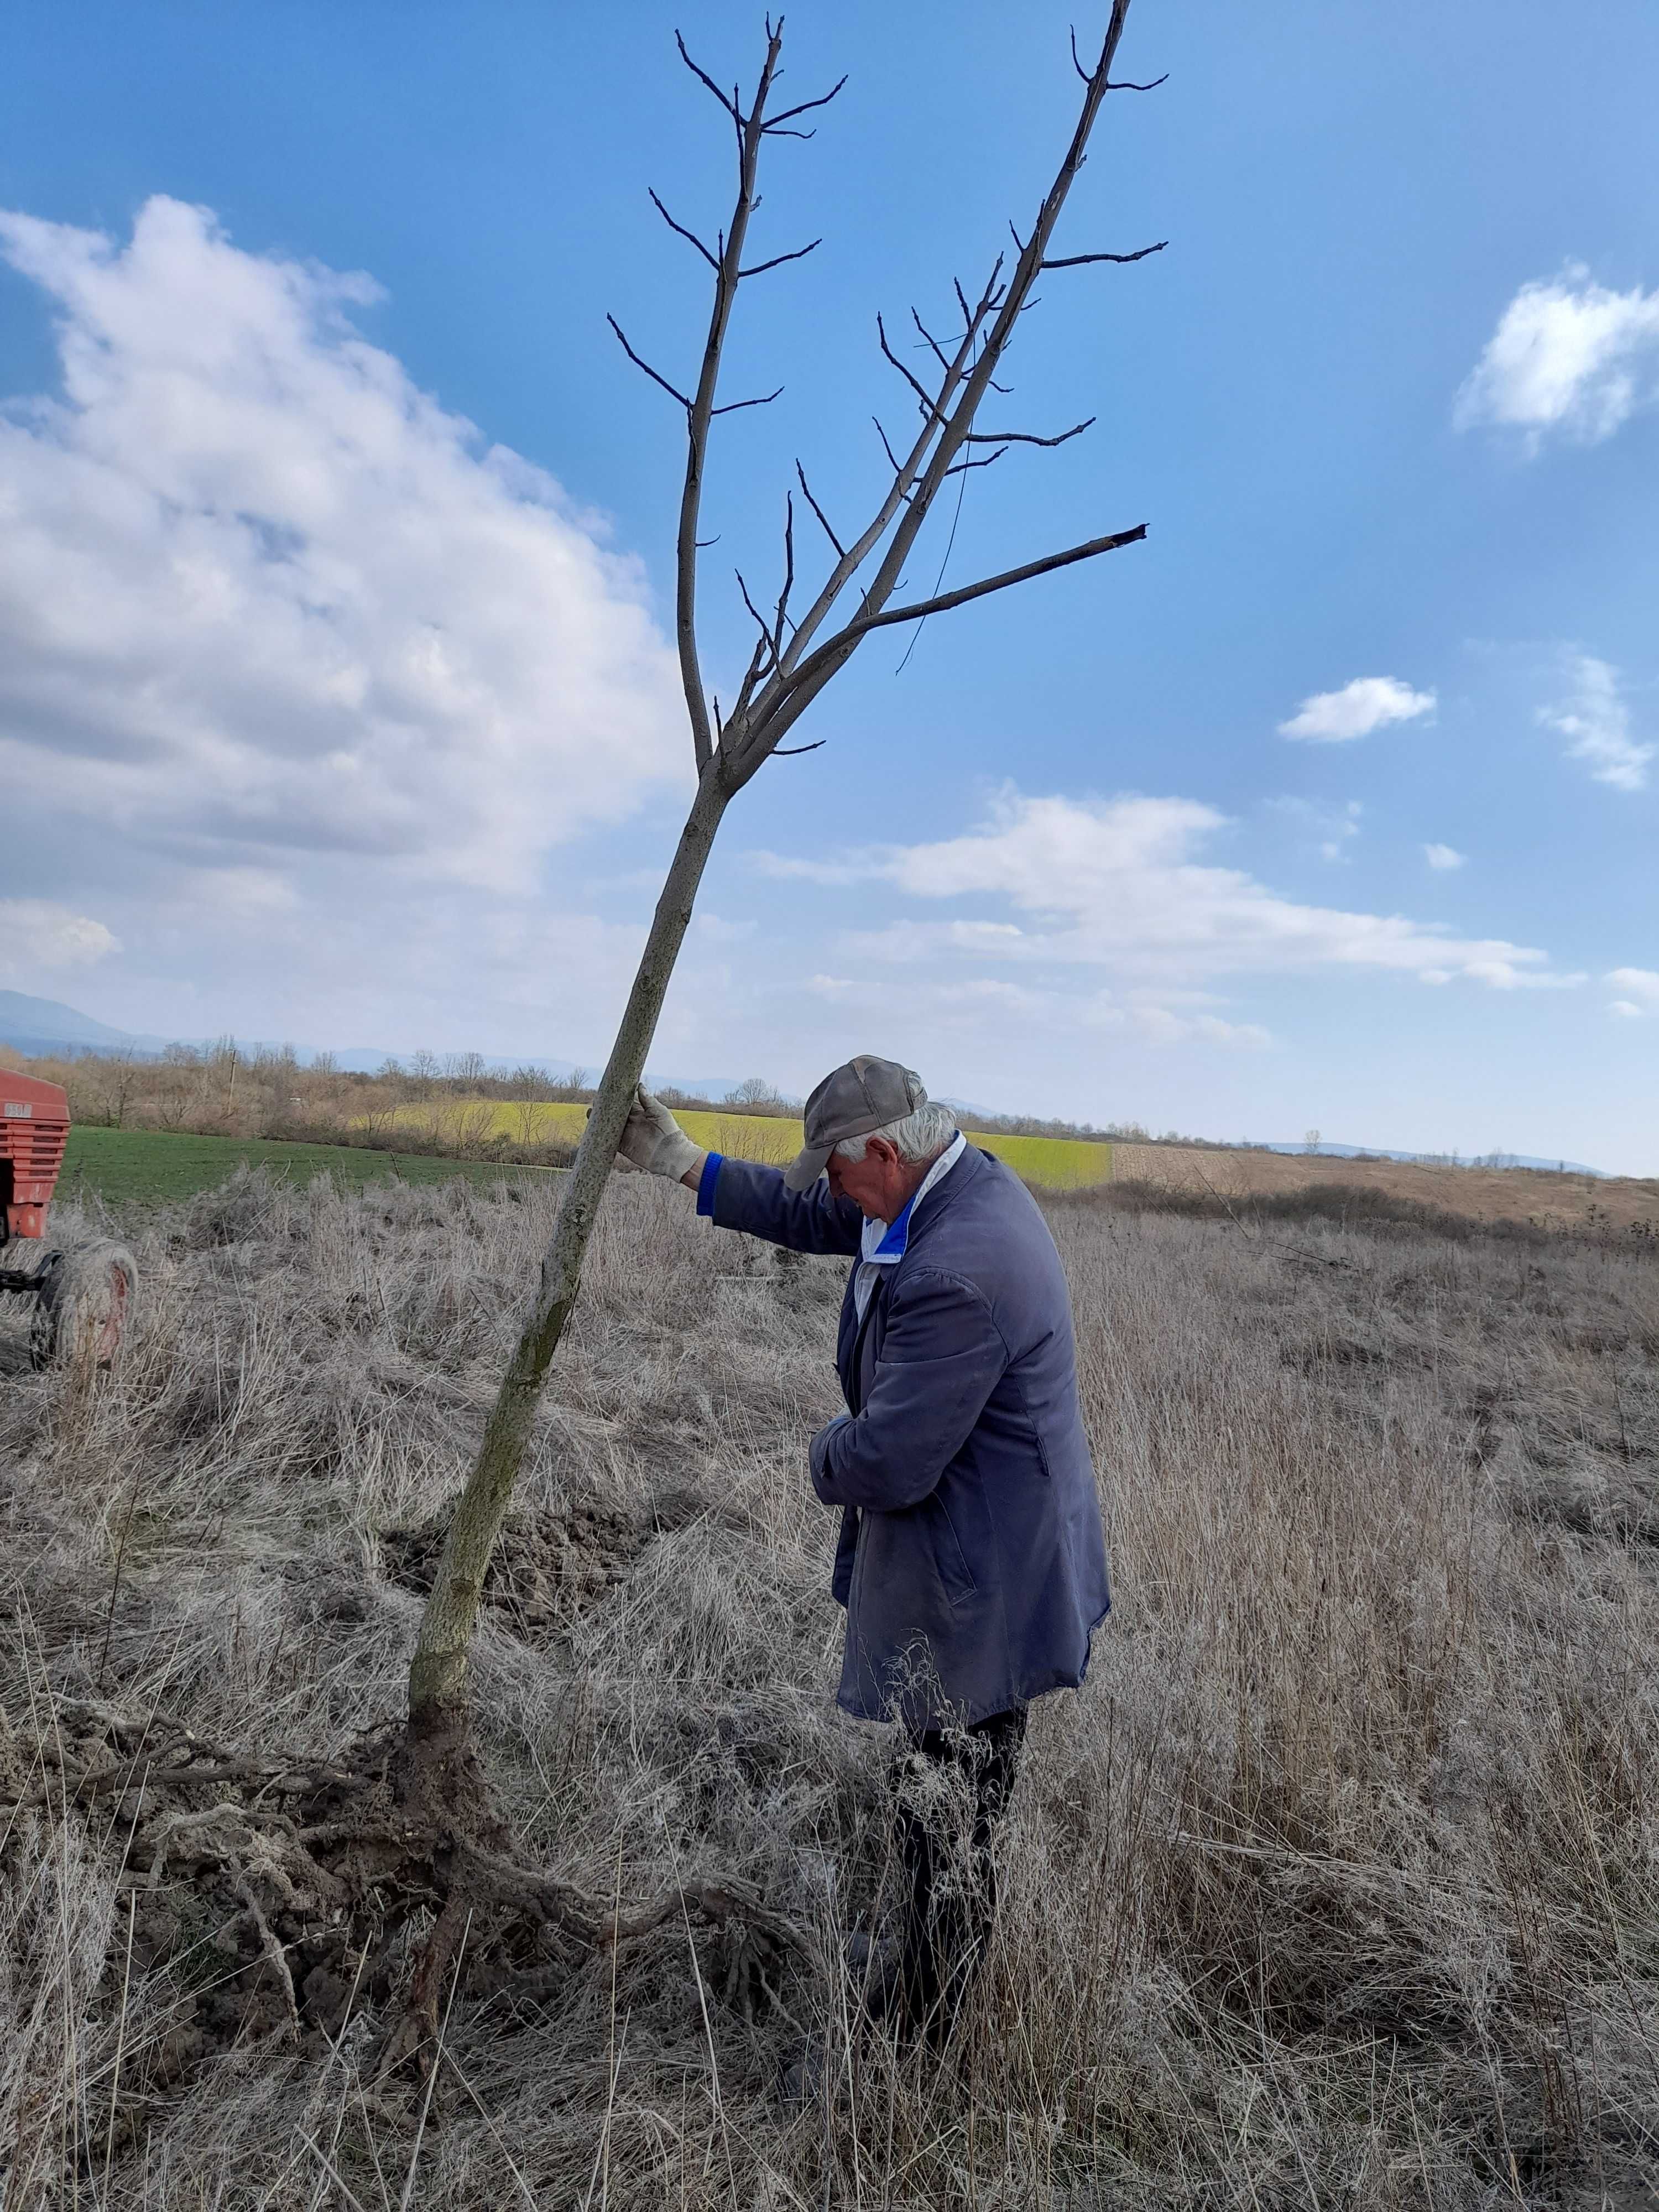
[858,1132,967,1267]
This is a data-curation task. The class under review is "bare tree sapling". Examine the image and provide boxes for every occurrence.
[405,2,1163,1772]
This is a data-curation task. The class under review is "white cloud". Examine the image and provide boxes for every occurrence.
[1424,843,1465,870]
[1540,656,1653,791]
[1131,1007,1270,1048]
[1606,967,1659,1018]
[771,787,1572,997]
[693,912,756,945]
[0,900,119,976]
[797,958,1269,1053]
[1452,959,1580,992]
[760,854,877,887]
[0,196,685,898]
[1278,677,1436,743]
[1269,796,1362,862]
[1454,265,1659,447]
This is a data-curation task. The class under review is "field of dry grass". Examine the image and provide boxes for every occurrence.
[1112,1144,1659,1239]
[4,1167,1658,2208]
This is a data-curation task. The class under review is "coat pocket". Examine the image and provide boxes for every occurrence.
[926,1494,978,1609]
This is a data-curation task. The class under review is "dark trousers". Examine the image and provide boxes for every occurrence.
[893,1705,1027,2044]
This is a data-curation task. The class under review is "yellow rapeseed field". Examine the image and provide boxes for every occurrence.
[371,1099,1114,1189]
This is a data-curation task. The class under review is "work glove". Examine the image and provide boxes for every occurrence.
[617,1087,705,1184]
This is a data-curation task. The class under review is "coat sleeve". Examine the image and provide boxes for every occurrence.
[809,1265,1008,1510]
[706,1155,864,1255]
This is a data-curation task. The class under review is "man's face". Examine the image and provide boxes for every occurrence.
[825,1135,914,1222]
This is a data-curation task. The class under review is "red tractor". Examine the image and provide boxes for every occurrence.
[1,1071,136,1366]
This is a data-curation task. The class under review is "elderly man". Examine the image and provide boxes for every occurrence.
[618,1053,1110,2042]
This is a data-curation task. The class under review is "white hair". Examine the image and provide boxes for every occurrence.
[833,1099,958,1166]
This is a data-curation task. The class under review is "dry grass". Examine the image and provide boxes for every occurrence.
[3,1166,1658,2207]
[1112,1142,1659,1239]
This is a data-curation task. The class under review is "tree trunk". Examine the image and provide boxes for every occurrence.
[405,765,729,1746]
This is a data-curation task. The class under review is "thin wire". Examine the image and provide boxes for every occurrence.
[895,338,976,675]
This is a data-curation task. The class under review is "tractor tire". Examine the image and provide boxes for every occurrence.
[31,1240,138,1370]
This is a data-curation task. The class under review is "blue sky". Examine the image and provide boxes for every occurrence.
[2,1,1656,1168]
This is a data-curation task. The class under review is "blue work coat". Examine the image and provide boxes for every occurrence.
[702,1145,1110,1728]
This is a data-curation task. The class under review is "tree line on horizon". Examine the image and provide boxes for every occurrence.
[2,1036,1208,1159]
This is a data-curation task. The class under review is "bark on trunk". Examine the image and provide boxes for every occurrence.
[406,768,729,1736]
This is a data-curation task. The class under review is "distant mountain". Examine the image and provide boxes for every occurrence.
[936,1095,1005,1124]
[0,989,162,1051]
[0,992,320,1064]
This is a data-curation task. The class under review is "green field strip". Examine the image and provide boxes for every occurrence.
[58,1126,556,1209]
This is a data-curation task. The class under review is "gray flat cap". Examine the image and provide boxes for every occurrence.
[784,1054,927,1191]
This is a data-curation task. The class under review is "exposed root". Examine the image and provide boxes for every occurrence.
[233,1872,301,2037]
[5,1691,811,2096]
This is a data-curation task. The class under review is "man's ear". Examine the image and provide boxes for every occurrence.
[867,1135,901,1166]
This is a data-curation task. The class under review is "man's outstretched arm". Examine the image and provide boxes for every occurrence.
[616,1088,862,1255]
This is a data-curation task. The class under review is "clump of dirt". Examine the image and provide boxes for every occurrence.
[382,1496,644,1645]
[4,1688,805,2133]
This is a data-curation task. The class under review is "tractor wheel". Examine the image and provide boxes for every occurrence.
[31,1241,138,1370]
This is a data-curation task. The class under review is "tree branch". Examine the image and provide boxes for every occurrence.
[963,418,1094,446]
[734,569,781,675]
[606,317,692,410]
[728,1,1156,792]
[877,311,948,425]
[1041,240,1166,269]
[762,258,1004,686]
[668,19,786,772]
[764,76,848,127]
[675,30,742,121]
[794,462,846,558]
[744,525,1147,765]
[709,384,784,415]
[871,415,904,474]
[852,524,1146,632]
[770,492,796,660]
[739,238,821,277]
[648,188,720,270]
[728,632,772,726]
[910,307,954,378]
[753,0,1142,717]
